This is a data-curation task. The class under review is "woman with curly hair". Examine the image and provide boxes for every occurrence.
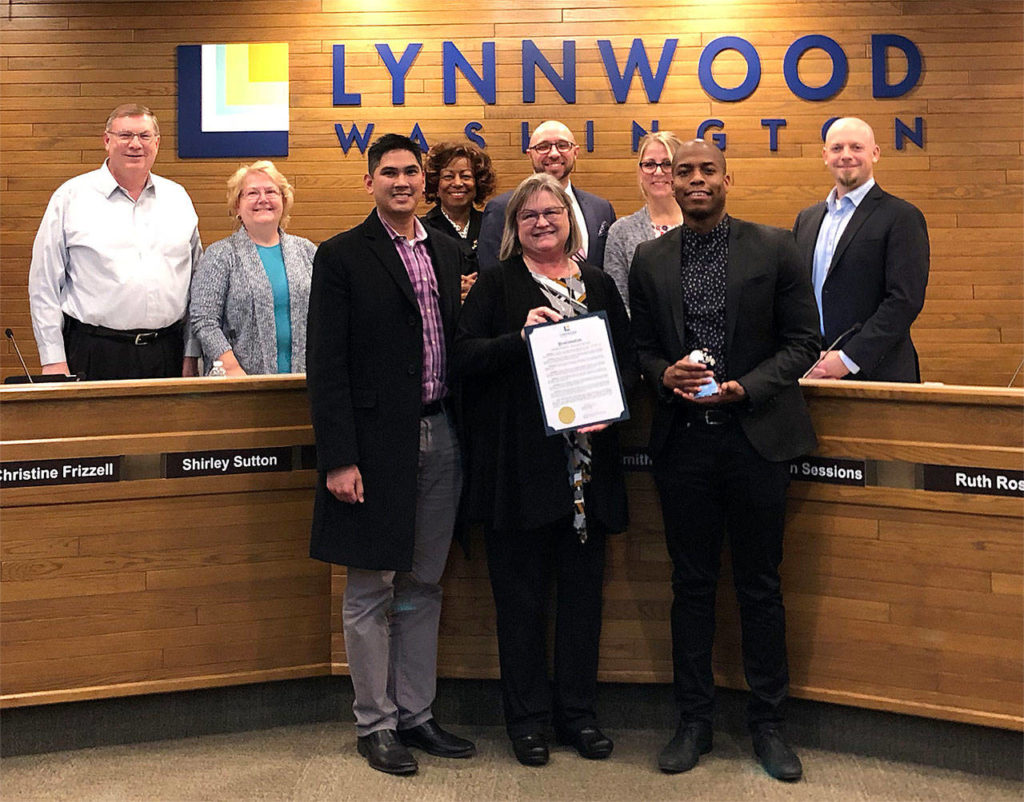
[422,141,497,299]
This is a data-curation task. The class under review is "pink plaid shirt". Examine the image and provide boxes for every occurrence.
[379,212,447,404]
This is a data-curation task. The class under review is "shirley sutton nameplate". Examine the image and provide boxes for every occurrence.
[164,447,293,478]
[525,311,629,435]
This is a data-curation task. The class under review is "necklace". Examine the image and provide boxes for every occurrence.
[441,208,470,239]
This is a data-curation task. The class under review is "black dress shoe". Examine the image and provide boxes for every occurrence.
[658,721,712,774]
[511,733,549,766]
[556,725,614,760]
[752,727,802,781]
[398,718,476,758]
[357,729,418,775]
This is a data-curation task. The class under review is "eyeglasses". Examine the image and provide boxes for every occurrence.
[242,187,282,201]
[639,160,673,174]
[517,207,567,225]
[527,140,575,154]
[108,130,157,144]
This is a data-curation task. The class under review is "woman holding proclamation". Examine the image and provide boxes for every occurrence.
[603,131,683,313]
[190,160,315,375]
[452,174,636,766]
[421,141,496,300]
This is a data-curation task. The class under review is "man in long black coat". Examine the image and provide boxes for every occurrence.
[306,134,474,775]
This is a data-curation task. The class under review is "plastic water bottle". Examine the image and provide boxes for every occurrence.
[208,360,227,377]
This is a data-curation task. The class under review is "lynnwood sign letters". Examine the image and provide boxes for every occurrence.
[330,34,926,154]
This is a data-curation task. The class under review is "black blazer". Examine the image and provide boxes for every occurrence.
[793,183,929,382]
[421,204,482,272]
[452,256,637,533]
[306,210,466,570]
[476,186,616,271]
[628,218,819,463]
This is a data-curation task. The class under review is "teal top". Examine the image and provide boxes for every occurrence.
[256,243,292,373]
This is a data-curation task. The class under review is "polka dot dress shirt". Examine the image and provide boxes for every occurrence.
[679,215,730,381]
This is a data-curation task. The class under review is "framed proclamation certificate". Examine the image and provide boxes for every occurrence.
[524,311,630,435]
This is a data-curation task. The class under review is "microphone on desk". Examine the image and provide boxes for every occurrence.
[802,323,863,379]
[5,328,34,384]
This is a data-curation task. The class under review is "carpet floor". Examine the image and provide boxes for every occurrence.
[2,722,1020,801]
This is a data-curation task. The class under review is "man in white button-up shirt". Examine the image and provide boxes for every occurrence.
[28,103,203,380]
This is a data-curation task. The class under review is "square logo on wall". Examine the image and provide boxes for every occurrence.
[177,43,289,158]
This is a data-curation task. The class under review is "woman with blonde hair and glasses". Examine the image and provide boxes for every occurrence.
[453,173,636,767]
[603,131,683,314]
[190,160,315,375]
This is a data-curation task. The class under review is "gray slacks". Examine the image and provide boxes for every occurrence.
[342,410,461,736]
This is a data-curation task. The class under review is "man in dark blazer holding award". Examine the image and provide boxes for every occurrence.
[477,120,615,270]
[793,117,929,382]
[306,134,475,775]
[628,140,819,781]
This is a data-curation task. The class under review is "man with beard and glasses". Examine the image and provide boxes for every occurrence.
[793,117,929,382]
[628,139,819,782]
[476,120,615,271]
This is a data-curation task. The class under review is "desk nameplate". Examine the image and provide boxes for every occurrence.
[0,456,122,488]
[922,464,1024,497]
[789,456,867,486]
[163,447,293,478]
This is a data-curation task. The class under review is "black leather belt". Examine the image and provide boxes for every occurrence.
[65,316,182,346]
[421,398,448,417]
[690,406,737,426]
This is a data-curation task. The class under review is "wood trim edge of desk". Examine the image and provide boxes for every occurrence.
[790,684,1024,732]
[0,663,332,709]
[800,380,1024,406]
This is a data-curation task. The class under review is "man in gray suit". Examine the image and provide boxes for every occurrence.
[307,134,475,775]
[476,120,615,270]
[629,140,819,782]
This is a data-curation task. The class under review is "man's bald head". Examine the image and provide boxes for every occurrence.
[673,139,727,172]
[530,120,575,146]
[672,139,731,232]
[823,117,879,197]
[825,117,876,149]
[527,120,579,186]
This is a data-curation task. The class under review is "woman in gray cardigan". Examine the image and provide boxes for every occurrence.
[603,132,683,314]
[190,160,315,375]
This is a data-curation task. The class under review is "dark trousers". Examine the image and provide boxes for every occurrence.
[653,411,791,731]
[63,317,183,380]
[484,516,606,738]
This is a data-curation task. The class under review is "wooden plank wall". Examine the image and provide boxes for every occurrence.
[1,1,1021,384]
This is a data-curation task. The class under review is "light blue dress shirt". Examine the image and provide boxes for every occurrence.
[812,178,875,374]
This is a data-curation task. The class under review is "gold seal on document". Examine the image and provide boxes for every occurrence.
[558,406,576,424]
